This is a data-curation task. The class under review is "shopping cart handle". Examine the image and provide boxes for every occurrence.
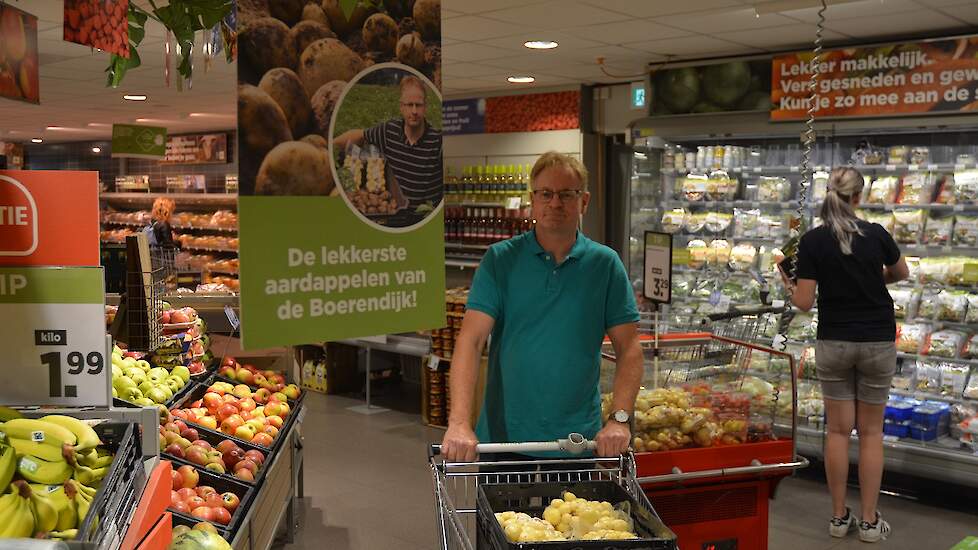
[703,305,788,322]
[430,433,596,458]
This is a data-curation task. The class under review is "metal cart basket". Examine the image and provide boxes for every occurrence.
[429,437,677,550]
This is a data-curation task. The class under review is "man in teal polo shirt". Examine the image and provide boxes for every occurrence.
[441,152,644,461]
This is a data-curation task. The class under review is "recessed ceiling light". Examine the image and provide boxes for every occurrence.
[88,122,110,127]
[46,126,64,130]
[31,138,43,143]
[524,40,558,50]
[507,76,535,84]
[92,146,102,153]
[123,94,147,101]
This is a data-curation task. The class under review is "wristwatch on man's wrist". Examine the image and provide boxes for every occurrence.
[611,409,631,424]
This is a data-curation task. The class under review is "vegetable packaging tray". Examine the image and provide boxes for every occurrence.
[167,465,255,536]
[476,480,676,550]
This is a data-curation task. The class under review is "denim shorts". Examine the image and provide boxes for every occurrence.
[815,340,897,404]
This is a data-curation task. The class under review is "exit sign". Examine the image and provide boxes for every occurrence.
[631,81,647,110]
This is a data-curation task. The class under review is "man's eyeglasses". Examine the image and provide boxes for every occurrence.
[532,189,583,203]
[400,102,425,109]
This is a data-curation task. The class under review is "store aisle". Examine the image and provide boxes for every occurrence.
[276,392,976,550]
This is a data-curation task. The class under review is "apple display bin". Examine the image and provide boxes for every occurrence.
[170,382,301,458]
[600,326,808,550]
[210,373,308,410]
[161,420,271,487]
[166,465,255,537]
[113,376,199,411]
[70,422,146,549]
[170,510,232,540]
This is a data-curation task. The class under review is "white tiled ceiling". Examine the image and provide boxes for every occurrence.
[0,0,975,141]
[442,0,977,96]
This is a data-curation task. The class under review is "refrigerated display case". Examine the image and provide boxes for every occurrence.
[618,113,978,487]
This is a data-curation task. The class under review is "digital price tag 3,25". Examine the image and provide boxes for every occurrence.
[643,231,672,304]
[0,267,109,406]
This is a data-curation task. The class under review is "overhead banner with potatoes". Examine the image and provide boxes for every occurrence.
[236,0,445,348]
[772,35,978,120]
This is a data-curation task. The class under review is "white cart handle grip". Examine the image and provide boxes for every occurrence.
[474,433,596,455]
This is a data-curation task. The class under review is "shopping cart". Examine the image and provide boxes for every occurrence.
[429,436,677,550]
[599,306,808,550]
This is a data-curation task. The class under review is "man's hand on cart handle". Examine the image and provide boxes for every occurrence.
[595,421,631,457]
[441,422,479,462]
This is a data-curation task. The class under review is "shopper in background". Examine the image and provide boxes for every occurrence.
[781,167,909,543]
[440,152,644,461]
[149,197,177,249]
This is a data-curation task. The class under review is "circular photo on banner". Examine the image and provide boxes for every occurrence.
[329,63,443,231]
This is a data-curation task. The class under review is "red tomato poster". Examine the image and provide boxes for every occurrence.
[63,0,130,58]
[484,91,580,133]
[0,171,100,267]
[0,4,40,104]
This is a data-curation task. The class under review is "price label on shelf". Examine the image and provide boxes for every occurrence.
[224,304,240,330]
[927,164,939,171]
[909,164,919,171]
[643,231,672,304]
[955,204,965,212]
[790,166,799,173]
[506,197,522,210]
[885,164,897,171]
[0,267,109,407]
[753,167,763,173]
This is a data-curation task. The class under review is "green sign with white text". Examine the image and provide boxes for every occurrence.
[111,124,166,159]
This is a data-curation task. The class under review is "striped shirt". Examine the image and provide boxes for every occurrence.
[364,118,443,207]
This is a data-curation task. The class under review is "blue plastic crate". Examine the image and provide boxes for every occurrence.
[912,404,945,431]
[884,421,910,438]
[885,400,913,423]
[910,425,939,441]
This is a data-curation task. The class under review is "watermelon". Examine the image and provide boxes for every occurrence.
[655,67,701,113]
[167,530,231,550]
[702,61,751,108]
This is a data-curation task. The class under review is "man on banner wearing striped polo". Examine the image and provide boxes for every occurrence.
[333,75,443,209]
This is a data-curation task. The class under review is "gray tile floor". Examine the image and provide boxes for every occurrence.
[277,393,977,550]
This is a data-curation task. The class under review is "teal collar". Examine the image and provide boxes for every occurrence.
[529,230,587,262]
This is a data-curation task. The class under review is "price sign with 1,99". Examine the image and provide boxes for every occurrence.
[0,267,109,407]
[643,231,673,304]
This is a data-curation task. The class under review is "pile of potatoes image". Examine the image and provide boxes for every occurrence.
[237,0,441,196]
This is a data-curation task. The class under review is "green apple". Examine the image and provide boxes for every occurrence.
[111,364,123,380]
[138,381,155,396]
[148,367,169,384]
[118,386,142,401]
[111,354,125,368]
[113,376,136,392]
[135,359,152,373]
[133,397,155,407]
[147,387,169,404]
[171,365,191,383]
[112,387,118,398]
[164,376,184,393]
[159,384,174,401]
[125,369,148,386]
[122,357,138,369]
[113,345,124,355]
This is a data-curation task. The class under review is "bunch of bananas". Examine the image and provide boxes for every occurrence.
[0,413,114,540]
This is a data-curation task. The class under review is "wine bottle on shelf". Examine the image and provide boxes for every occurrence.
[460,166,472,197]
[507,164,516,195]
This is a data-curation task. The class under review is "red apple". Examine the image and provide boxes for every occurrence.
[235,458,258,475]
[174,420,189,433]
[223,448,245,469]
[195,485,217,498]
[187,496,207,510]
[172,500,191,514]
[177,488,197,502]
[223,356,236,367]
[221,394,238,406]
[177,465,199,489]
[252,374,268,388]
[234,468,255,482]
[171,490,181,504]
[251,432,274,447]
[282,384,300,399]
[218,365,236,379]
[244,449,265,465]
[191,506,215,521]
[204,492,224,508]
[262,425,279,438]
[171,409,189,421]
[235,368,255,385]
[217,403,239,421]
[181,428,199,442]
[216,440,238,454]
[202,392,223,411]
[185,445,208,466]
[253,388,271,404]
[211,505,232,525]
[164,443,186,459]
[221,415,245,434]
[266,415,284,429]
[198,416,218,430]
[232,384,252,399]
[238,398,257,412]
[265,402,287,418]
[171,470,184,490]
[171,311,190,324]
[221,492,240,512]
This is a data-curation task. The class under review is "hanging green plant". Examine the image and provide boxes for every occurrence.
[105,0,233,88]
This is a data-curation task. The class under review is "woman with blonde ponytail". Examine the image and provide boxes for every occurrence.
[782,166,909,543]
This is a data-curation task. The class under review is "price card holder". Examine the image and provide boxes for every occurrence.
[643,231,672,304]
[0,267,109,407]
